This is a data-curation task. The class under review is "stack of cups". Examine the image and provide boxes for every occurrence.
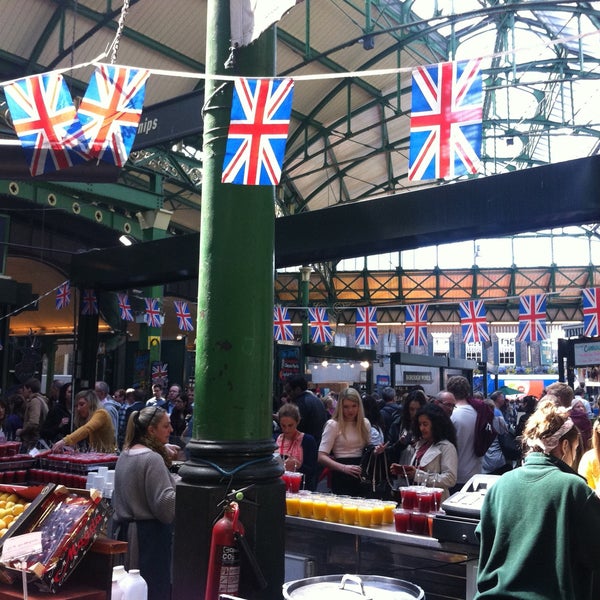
[394,485,437,536]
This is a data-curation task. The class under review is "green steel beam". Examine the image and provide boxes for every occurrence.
[47,0,205,72]
[0,179,142,238]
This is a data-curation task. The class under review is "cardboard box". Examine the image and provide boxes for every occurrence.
[0,485,111,593]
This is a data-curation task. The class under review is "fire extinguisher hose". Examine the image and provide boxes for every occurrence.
[234,530,268,591]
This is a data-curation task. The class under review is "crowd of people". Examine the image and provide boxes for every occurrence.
[4,373,600,599]
[275,375,600,498]
[0,377,192,600]
[0,378,194,454]
[274,374,600,599]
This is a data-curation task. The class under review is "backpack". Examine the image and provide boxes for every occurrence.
[467,397,496,457]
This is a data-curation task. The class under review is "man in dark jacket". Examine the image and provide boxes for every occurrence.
[285,374,328,446]
[379,386,400,442]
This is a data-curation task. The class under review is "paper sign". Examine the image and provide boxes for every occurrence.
[1,532,42,562]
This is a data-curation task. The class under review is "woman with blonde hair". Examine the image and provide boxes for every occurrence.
[578,418,600,494]
[113,406,178,600]
[52,389,115,453]
[318,387,371,496]
[475,398,600,600]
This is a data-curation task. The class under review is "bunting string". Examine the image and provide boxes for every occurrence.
[0,26,596,92]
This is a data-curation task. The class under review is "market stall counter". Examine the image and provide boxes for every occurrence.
[284,492,480,600]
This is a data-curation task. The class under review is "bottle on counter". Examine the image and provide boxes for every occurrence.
[111,565,127,600]
[120,569,148,600]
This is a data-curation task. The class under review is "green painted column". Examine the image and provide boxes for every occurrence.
[192,14,275,442]
[173,1,284,598]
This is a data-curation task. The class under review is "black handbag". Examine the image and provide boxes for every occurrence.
[360,445,394,499]
[498,432,522,461]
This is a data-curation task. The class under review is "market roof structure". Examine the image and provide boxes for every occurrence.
[1,1,600,332]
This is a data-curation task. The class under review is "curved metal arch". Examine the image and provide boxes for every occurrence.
[280,1,600,214]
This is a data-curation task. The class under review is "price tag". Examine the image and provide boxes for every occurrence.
[1,532,42,563]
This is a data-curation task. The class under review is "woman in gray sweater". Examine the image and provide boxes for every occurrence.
[113,406,178,600]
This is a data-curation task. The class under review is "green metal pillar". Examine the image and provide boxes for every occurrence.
[173,1,284,599]
[300,266,311,346]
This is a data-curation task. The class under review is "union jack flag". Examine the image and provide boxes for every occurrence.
[274,305,294,341]
[408,59,483,181]
[144,298,163,328]
[582,287,600,337]
[174,300,194,332]
[405,304,428,347]
[221,77,294,185]
[152,361,168,383]
[76,65,150,167]
[308,307,333,344]
[56,282,71,310]
[81,289,98,316]
[4,73,85,176]
[516,294,547,342]
[355,307,378,346]
[459,300,490,343]
[117,292,134,322]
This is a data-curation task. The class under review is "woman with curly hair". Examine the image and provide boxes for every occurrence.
[113,406,179,600]
[475,398,600,600]
[390,403,457,499]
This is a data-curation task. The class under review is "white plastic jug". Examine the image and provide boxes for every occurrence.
[120,569,148,600]
[111,565,127,600]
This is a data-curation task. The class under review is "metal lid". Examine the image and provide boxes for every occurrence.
[283,574,425,600]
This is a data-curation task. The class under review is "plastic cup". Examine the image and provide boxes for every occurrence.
[431,488,444,512]
[4,471,14,484]
[289,472,303,493]
[400,486,418,510]
[411,511,429,535]
[382,501,397,524]
[370,502,385,526]
[341,502,358,525]
[417,490,434,513]
[285,494,300,516]
[357,504,373,527]
[298,495,314,519]
[325,499,343,523]
[312,498,328,521]
[393,508,411,533]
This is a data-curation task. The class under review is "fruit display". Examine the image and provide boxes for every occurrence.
[0,485,111,593]
[0,491,30,537]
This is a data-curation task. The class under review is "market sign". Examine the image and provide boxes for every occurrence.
[403,370,433,384]
[574,341,600,366]
[132,89,204,150]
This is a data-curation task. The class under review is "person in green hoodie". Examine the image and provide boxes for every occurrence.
[475,396,600,600]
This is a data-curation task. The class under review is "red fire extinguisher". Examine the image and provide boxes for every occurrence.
[205,501,245,600]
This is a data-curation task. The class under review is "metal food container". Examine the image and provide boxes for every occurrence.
[283,574,425,600]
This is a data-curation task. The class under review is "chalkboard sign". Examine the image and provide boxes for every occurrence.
[274,342,302,398]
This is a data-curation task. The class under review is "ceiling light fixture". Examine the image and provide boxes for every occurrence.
[119,234,137,246]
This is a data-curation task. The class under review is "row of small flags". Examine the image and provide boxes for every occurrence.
[4,56,481,183]
[56,283,194,332]
[274,288,600,346]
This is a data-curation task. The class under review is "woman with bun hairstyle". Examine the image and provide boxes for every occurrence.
[113,406,179,600]
[475,397,600,600]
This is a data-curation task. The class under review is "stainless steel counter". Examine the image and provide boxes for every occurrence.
[285,515,479,600]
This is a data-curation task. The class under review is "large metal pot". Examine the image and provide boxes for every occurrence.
[283,574,425,600]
